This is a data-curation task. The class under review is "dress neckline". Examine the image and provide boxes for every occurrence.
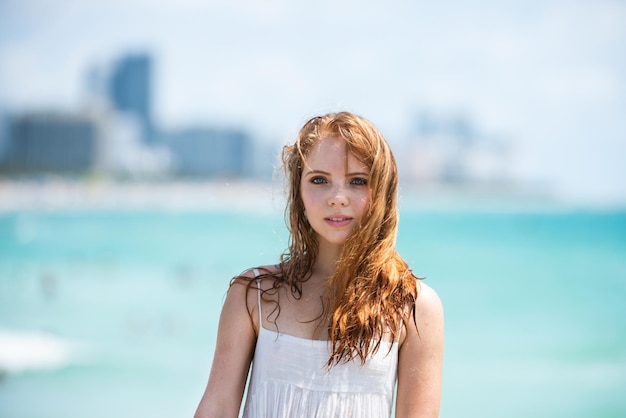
[259,325,329,343]
[259,325,398,347]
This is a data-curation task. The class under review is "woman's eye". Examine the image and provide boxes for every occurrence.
[351,177,368,186]
[311,177,327,184]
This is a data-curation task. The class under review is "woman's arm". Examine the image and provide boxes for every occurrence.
[395,282,445,418]
[194,277,258,418]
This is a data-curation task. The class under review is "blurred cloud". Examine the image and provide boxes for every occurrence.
[0,0,625,203]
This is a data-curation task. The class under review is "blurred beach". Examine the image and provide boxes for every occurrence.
[1,178,625,417]
[2,1,625,415]
[0,178,282,213]
[0,176,596,214]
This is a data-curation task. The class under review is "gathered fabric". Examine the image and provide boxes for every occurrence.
[242,275,398,418]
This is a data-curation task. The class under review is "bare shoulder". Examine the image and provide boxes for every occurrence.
[226,264,281,334]
[237,264,281,278]
[410,280,444,352]
[415,281,444,320]
[229,264,276,283]
[195,267,267,417]
[395,280,444,416]
[399,280,444,347]
[257,264,282,276]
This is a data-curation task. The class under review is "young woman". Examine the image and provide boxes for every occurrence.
[194,112,444,417]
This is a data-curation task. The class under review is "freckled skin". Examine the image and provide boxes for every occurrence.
[300,136,370,251]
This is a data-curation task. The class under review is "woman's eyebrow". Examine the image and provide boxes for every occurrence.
[305,169,330,175]
[303,169,369,176]
[303,169,329,176]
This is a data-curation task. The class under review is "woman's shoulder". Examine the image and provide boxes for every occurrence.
[227,264,283,335]
[246,264,281,276]
[415,280,443,316]
[415,280,441,308]
[232,264,281,288]
[398,279,444,348]
[237,264,281,278]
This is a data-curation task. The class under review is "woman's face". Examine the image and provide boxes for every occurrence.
[300,136,370,248]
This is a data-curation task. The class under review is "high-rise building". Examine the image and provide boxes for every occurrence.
[2,112,98,173]
[109,53,153,143]
[162,127,252,177]
[405,111,510,184]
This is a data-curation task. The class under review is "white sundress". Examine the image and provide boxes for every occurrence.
[242,273,399,418]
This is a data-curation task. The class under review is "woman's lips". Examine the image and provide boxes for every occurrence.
[324,216,353,227]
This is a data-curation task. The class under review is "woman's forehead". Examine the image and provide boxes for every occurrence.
[303,136,369,172]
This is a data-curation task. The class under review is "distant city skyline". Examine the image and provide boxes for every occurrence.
[1,0,625,204]
[0,49,517,185]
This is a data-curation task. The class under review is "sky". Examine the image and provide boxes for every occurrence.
[0,0,625,204]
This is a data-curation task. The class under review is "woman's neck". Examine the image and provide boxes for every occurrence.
[311,241,343,282]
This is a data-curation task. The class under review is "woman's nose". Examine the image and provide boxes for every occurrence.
[328,187,349,207]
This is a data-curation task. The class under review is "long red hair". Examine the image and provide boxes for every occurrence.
[277,111,419,367]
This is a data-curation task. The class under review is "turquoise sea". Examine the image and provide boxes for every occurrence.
[1,194,625,417]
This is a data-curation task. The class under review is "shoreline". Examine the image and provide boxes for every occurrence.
[0,177,623,213]
[0,178,286,213]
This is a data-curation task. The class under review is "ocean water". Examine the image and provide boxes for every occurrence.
[0,201,625,417]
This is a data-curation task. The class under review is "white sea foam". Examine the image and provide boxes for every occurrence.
[0,329,79,374]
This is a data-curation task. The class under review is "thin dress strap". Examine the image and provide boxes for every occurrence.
[252,268,262,327]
